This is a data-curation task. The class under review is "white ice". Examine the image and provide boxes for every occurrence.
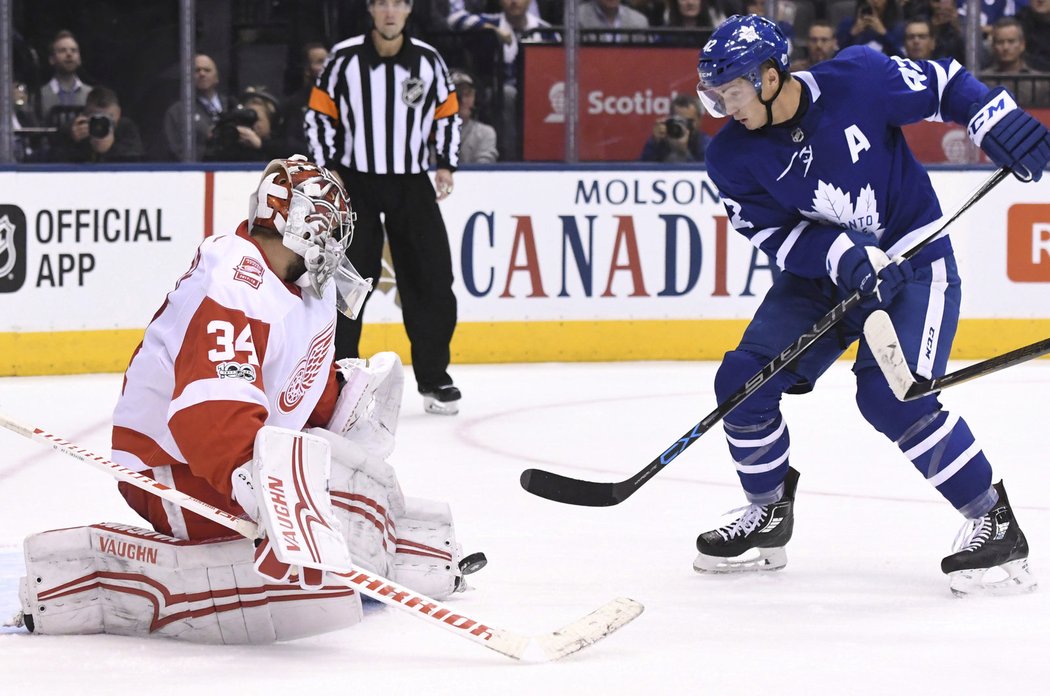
[1,360,1048,695]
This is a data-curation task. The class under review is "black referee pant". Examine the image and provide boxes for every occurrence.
[335,169,458,391]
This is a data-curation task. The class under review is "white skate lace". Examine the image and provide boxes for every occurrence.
[716,504,767,541]
[952,515,992,553]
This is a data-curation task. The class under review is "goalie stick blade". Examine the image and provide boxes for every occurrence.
[519,468,624,507]
[533,597,644,662]
[864,310,917,402]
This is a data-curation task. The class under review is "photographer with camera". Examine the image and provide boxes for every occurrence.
[836,0,905,57]
[50,85,144,163]
[204,87,285,162]
[639,93,710,163]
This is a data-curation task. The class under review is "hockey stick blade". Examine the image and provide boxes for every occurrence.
[533,596,644,661]
[865,312,1050,401]
[519,469,621,507]
[863,310,914,401]
[0,413,644,662]
[519,168,1009,507]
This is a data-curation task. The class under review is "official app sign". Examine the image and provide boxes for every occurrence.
[0,171,205,333]
[0,205,27,292]
[1007,203,1050,282]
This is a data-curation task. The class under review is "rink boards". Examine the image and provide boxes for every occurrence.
[0,167,1047,375]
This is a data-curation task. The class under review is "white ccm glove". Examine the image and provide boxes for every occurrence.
[232,426,352,590]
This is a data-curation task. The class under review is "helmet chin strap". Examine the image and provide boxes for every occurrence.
[757,71,788,130]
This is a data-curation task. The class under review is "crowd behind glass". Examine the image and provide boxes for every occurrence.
[10,0,1050,164]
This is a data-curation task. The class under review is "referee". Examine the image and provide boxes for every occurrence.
[305,0,463,415]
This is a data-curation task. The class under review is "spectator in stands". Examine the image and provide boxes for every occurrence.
[793,19,839,70]
[656,0,728,44]
[579,0,651,43]
[163,54,232,161]
[449,0,558,161]
[836,0,904,57]
[929,0,965,62]
[903,18,937,60]
[452,70,498,163]
[666,0,705,28]
[957,0,1021,39]
[900,0,933,21]
[49,86,143,163]
[984,17,1050,107]
[639,93,709,163]
[1019,0,1050,71]
[204,87,284,162]
[280,42,329,157]
[37,30,92,127]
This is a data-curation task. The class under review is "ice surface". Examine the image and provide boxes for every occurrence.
[1,361,1048,694]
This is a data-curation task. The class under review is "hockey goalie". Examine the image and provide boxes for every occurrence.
[15,156,482,644]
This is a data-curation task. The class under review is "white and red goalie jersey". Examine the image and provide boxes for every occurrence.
[112,222,340,540]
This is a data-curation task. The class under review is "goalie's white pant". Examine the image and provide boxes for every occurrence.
[19,523,363,644]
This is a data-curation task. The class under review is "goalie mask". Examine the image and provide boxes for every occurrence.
[248,155,373,317]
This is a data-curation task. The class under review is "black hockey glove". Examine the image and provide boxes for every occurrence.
[968,87,1050,182]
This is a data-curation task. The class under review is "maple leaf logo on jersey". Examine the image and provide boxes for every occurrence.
[278,321,335,414]
[801,181,884,237]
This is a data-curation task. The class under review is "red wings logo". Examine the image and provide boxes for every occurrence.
[278,321,335,414]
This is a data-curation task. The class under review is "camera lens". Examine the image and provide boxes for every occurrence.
[88,114,111,139]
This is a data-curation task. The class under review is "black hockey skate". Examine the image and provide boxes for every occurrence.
[941,481,1036,597]
[694,467,799,573]
[420,384,461,416]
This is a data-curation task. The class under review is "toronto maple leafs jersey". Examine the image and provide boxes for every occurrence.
[706,46,991,280]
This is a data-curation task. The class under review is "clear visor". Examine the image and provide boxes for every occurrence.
[697,77,761,118]
[334,256,373,319]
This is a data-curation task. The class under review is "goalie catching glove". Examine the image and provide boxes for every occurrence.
[968,87,1050,182]
[232,426,353,590]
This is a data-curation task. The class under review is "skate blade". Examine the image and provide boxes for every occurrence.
[423,396,459,415]
[948,559,1038,598]
[693,546,787,574]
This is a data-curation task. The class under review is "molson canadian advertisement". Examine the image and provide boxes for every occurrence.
[1,168,1047,374]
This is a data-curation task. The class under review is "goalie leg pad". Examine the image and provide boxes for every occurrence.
[312,428,405,578]
[20,523,362,644]
[392,497,464,601]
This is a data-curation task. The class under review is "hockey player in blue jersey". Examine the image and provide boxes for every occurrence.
[691,14,1049,596]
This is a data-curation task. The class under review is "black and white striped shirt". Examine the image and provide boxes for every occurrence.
[305,34,461,175]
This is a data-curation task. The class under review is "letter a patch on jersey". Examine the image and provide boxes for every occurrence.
[844,125,871,164]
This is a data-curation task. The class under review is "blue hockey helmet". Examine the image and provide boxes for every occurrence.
[697,15,790,117]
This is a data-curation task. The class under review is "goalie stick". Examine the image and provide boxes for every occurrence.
[0,413,643,662]
[863,309,1050,401]
[520,167,1009,507]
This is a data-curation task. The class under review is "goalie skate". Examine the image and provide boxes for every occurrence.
[693,467,799,573]
[942,481,1037,597]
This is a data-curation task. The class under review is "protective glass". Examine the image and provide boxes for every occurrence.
[334,257,374,319]
[697,76,761,118]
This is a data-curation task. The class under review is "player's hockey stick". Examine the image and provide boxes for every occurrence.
[0,413,643,662]
[520,167,1009,507]
[863,309,1050,401]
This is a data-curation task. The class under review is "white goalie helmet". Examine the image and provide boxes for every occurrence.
[248,155,373,317]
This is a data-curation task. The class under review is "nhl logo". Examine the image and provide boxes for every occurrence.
[791,128,805,143]
[401,77,425,108]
